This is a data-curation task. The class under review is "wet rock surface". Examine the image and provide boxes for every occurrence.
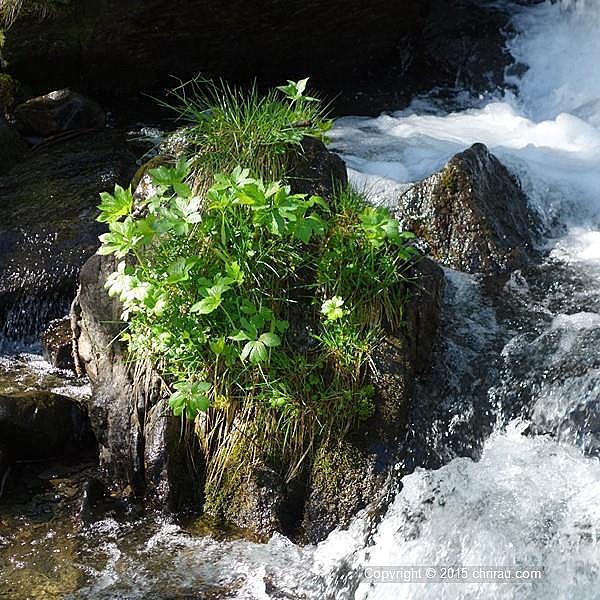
[396,143,540,275]
[0,129,137,344]
[76,253,203,508]
[288,135,348,197]
[41,316,75,371]
[13,89,105,137]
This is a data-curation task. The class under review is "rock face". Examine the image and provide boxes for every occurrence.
[76,247,204,508]
[2,1,540,115]
[0,130,136,344]
[14,89,105,137]
[396,143,539,275]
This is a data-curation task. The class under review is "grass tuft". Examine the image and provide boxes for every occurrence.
[159,77,332,189]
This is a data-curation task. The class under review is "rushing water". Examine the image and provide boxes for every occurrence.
[3,1,600,598]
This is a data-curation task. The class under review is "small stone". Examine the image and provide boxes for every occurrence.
[14,89,105,137]
[42,317,75,372]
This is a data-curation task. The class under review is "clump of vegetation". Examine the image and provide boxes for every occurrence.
[161,77,332,188]
[97,79,417,493]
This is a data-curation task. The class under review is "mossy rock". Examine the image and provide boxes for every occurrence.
[202,435,291,539]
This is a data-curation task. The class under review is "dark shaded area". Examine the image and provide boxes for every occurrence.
[2,0,542,117]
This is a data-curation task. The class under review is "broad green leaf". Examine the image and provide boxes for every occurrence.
[190,294,222,314]
[259,332,281,348]
[173,182,192,198]
[241,340,267,364]
[97,185,133,223]
[228,330,251,342]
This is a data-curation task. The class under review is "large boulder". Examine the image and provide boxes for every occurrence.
[396,143,540,275]
[73,138,349,516]
[0,130,136,345]
[13,89,105,137]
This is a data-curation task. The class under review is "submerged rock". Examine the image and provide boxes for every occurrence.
[0,129,136,344]
[396,143,540,275]
[14,89,105,137]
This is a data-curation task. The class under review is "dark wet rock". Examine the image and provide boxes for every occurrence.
[75,253,146,495]
[0,115,27,174]
[0,391,94,460]
[75,254,203,507]
[410,0,516,97]
[144,397,203,511]
[396,143,540,275]
[41,317,75,371]
[77,476,108,522]
[13,89,105,137]
[302,257,445,542]
[288,136,348,199]
[3,1,536,116]
[0,443,10,497]
[0,129,136,344]
[204,463,289,540]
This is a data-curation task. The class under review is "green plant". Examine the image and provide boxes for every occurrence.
[97,81,418,493]
[160,77,332,187]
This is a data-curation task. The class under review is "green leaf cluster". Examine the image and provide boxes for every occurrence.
[97,81,418,485]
